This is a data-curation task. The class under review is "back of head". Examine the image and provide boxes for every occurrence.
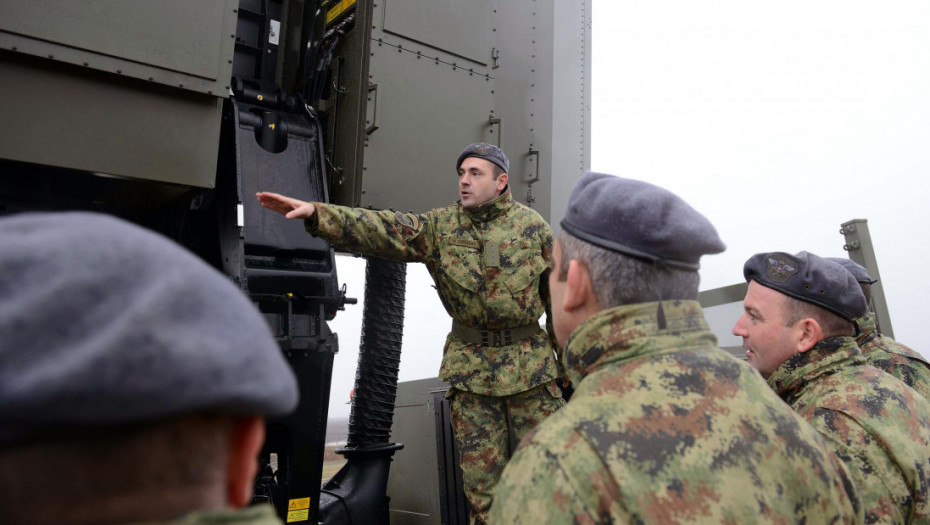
[559,172,725,307]
[0,212,298,522]
[558,231,701,307]
[825,257,875,308]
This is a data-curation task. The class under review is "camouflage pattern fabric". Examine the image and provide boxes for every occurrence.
[131,504,283,524]
[490,301,862,524]
[306,188,562,395]
[856,312,930,400]
[768,335,930,523]
[450,382,564,525]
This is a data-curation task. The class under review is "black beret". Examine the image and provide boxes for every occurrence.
[0,212,298,445]
[560,172,725,270]
[743,251,868,322]
[826,257,877,284]
[456,142,509,174]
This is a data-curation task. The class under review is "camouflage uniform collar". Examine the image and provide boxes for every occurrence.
[462,186,512,223]
[564,300,714,387]
[855,312,878,348]
[767,336,864,399]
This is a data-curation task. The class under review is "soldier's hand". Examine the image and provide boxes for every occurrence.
[256,192,316,219]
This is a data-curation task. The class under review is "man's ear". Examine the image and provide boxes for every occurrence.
[226,416,266,508]
[496,172,508,191]
[795,318,823,353]
[564,259,594,312]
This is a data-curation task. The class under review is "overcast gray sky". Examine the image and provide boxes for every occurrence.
[327,1,930,420]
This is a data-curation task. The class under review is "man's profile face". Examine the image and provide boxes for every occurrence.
[458,157,506,209]
[732,280,799,378]
[549,241,572,347]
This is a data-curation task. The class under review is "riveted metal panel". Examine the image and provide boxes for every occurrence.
[536,0,592,230]
[0,0,238,96]
[490,0,545,218]
[383,0,491,65]
[387,377,449,525]
[354,0,590,222]
[361,0,494,212]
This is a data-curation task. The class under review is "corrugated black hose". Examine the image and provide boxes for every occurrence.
[319,257,406,524]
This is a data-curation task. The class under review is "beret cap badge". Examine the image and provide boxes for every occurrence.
[766,254,798,283]
[743,250,868,322]
[456,142,509,173]
[473,143,492,155]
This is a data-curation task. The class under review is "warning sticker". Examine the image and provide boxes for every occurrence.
[326,0,357,25]
[287,509,310,523]
[288,497,311,511]
[286,497,311,522]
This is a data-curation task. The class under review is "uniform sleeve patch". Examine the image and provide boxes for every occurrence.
[394,211,420,231]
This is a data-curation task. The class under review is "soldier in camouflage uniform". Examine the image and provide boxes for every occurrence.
[735,251,930,523]
[827,257,930,399]
[257,143,564,524]
[489,173,862,524]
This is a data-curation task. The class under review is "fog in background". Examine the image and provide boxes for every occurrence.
[327,1,930,420]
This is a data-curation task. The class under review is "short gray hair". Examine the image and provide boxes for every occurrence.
[558,231,700,308]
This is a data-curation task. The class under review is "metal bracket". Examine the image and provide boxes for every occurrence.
[491,47,501,69]
[526,148,539,184]
[488,115,502,148]
[366,83,379,135]
[839,218,894,338]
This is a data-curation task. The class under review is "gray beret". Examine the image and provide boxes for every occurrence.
[743,251,868,322]
[826,257,877,284]
[0,212,298,445]
[560,172,725,270]
[456,142,509,174]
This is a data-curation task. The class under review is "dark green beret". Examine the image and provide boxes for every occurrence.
[743,251,868,322]
[826,257,877,284]
[0,212,298,445]
[456,142,509,173]
[560,172,725,270]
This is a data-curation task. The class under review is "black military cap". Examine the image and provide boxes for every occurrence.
[560,172,725,270]
[826,257,877,284]
[743,251,868,322]
[456,142,509,173]
[0,212,298,445]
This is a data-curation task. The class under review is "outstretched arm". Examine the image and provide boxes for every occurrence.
[256,191,316,219]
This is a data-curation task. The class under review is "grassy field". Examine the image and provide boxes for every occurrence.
[321,445,347,484]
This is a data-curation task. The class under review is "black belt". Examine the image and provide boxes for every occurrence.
[451,320,542,347]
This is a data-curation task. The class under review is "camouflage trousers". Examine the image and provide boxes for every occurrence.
[449,381,564,525]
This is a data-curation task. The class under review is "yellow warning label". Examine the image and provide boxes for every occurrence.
[287,509,310,522]
[288,497,311,511]
[326,0,357,25]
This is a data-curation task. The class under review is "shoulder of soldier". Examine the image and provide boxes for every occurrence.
[504,203,554,243]
[509,199,549,225]
[820,364,930,421]
[882,336,930,365]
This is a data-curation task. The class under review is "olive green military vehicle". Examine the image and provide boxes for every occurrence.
[0,1,591,523]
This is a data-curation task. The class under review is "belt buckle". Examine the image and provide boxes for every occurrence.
[492,331,502,346]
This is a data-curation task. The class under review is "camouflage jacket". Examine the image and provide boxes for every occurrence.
[306,189,560,396]
[769,336,930,523]
[130,504,282,525]
[856,312,930,400]
[489,301,861,524]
